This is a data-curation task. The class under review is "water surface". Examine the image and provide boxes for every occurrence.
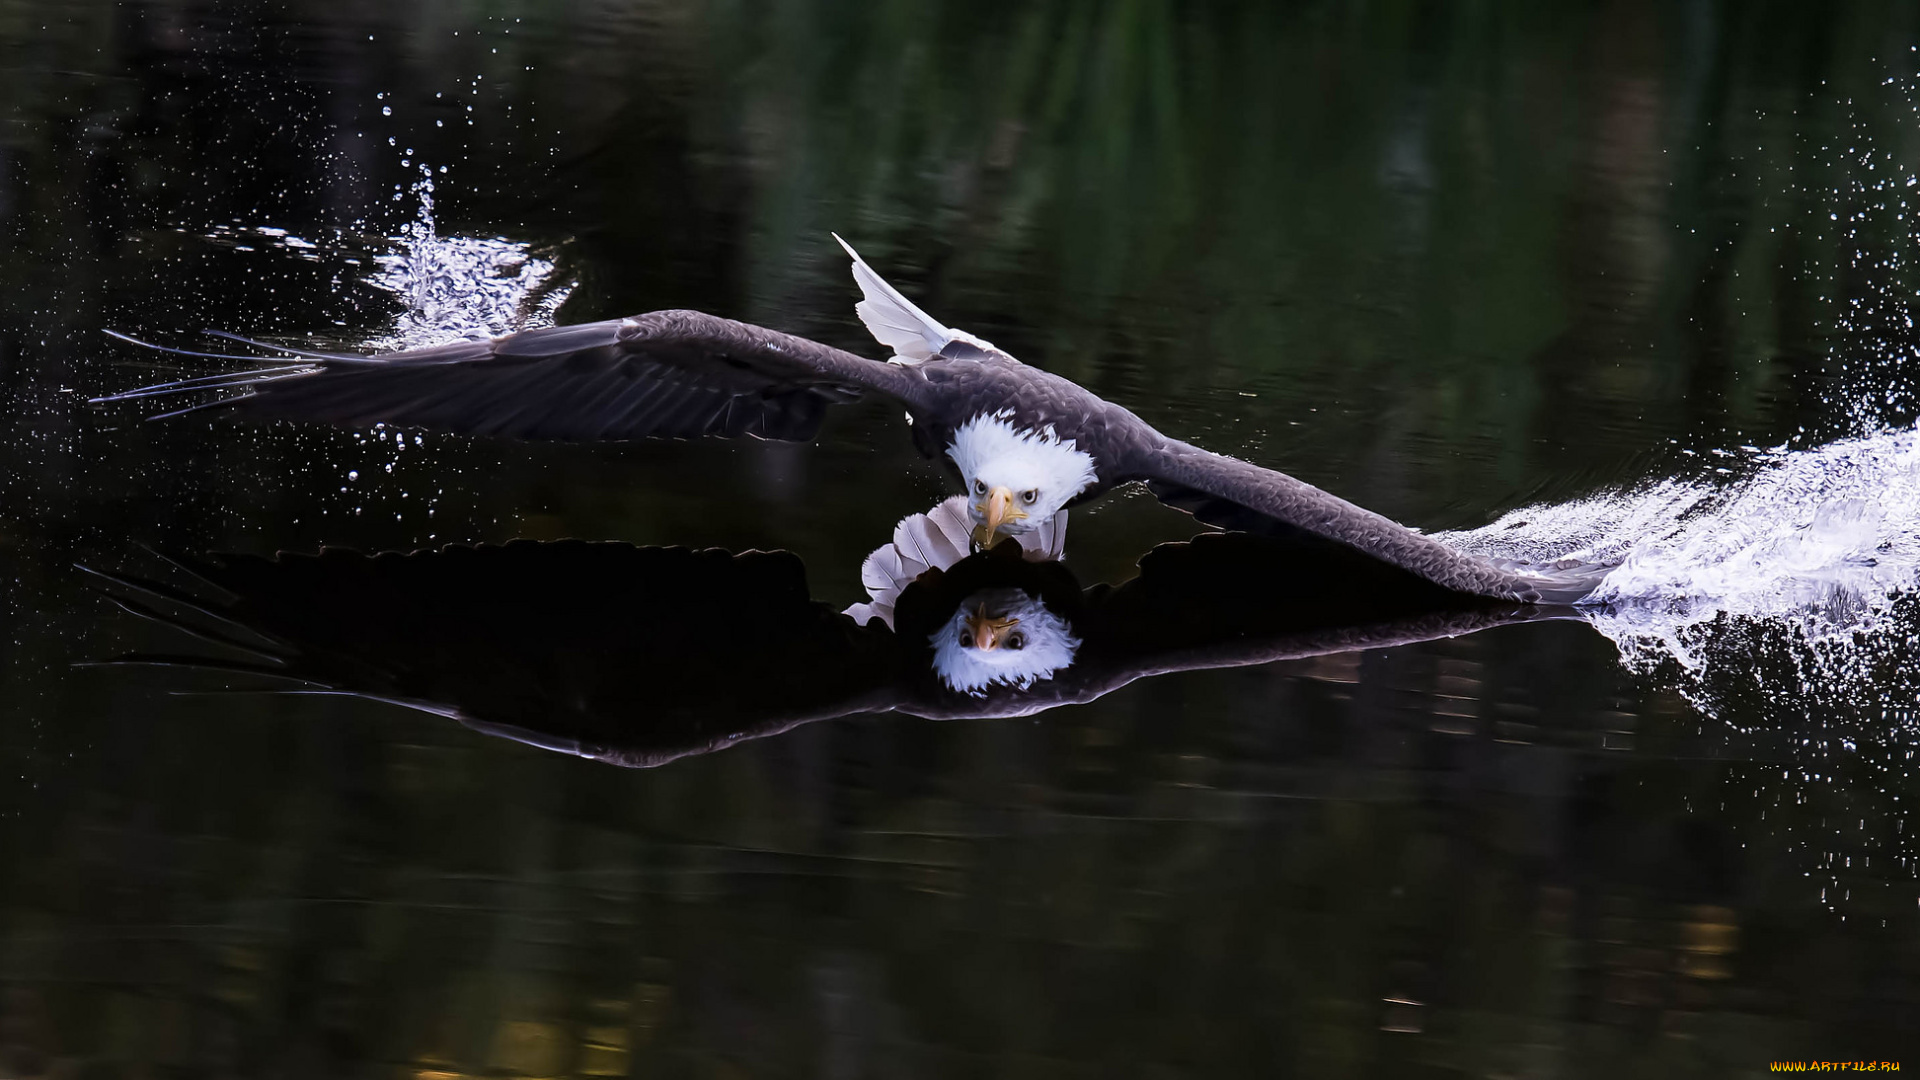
[3,1,1919,1074]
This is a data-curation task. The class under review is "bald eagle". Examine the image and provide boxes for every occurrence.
[91,505,1562,768]
[96,236,1607,604]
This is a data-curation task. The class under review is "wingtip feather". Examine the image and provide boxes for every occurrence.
[831,233,956,361]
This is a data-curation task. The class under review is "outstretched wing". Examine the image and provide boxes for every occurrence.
[96,310,930,443]
[90,541,910,768]
[889,531,1573,721]
[1132,441,1612,604]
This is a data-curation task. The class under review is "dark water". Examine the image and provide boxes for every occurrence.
[5,1,1920,1074]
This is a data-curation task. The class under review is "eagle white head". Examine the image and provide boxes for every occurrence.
[948,412,1097,546]
[834,235,1097,544]
[929,586,1081,696]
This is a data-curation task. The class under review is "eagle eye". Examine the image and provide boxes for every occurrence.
[1006,632,1025,650]
[973,479,987,496]
[1021,489,1037,504]
[957,630,971,647]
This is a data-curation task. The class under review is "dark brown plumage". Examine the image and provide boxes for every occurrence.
[169,313,901,443]
[97,246,1610,604]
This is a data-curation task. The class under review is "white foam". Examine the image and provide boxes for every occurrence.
[364,168,572,350]
[1442,428,1920,916]
[1443,427,1920,715]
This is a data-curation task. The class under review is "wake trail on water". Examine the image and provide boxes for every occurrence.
[1443,426,1920,917]
[1442,428,1920,718]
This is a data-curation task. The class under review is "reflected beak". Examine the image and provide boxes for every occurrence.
[972,486,1028,548]
[963,603,1020,651]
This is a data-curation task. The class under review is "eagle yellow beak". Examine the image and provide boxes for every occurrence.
[963,603,1020,651]
[972,486,1028,547]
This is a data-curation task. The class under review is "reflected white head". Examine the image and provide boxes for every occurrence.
[929,586,1081,696]
[948,412,1097,547]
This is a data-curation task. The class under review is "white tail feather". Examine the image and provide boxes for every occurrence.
[1018,508,1069,562]
[928,496,976,552]
[891,496,971,575]
[842,601,885,626]
[843,496,1071,628]
[860,544,911,596]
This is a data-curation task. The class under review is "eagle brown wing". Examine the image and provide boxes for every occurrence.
[1132,441,1610,604]
[101,310,931,443]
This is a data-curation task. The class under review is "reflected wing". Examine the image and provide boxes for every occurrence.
[1134,441,1611,603]
[94,541,910,767]
[890,531,1577,720]
[93,533,1587,746]
[97,310,929,443]
[1077,530,1573,669]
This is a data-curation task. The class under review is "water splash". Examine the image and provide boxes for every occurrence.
[181,167,572,350]
[190,223,333,262]
[1446,428,1920,698]
[1433,69,1920,920]
[1442,68,1920,721]
[365,167,572,350]
[1441,428,1920,919]
[1825,84,1920,437]
[1436,83,1920,917]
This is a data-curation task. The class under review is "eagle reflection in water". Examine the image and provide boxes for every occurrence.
[96,501,1567,769]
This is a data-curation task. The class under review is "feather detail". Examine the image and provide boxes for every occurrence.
[926,495,975,553]
[833,233,998,362]
[843,496,1069,628]
[1017,507,1069,562]
[864,541,906,591]
[945,412,1099,531]
[846,497,969,626]
[892,495,971,576]
[841,601,885,627]
[833,233,949,360]
[859,543,912,597]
